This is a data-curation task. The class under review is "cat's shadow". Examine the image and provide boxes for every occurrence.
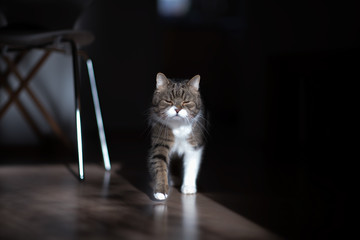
[115,162,153,200]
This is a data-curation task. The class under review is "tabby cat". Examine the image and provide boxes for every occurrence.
[148,73,206,200]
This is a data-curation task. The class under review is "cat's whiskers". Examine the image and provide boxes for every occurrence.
[154,115,169,145]
[194,112,210,136]
[182,116,196,143]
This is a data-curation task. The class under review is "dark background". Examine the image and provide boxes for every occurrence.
[1,0,359,239]
[81,1,358,239]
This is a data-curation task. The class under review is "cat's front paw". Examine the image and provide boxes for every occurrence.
[154,184,169,200]
[154,192,168,200]
[181,185,197,194]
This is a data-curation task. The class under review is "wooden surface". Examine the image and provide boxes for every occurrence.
[0,163,281,240]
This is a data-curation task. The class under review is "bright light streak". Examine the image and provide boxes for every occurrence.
[76,109,84,180]
[86,59,111,171]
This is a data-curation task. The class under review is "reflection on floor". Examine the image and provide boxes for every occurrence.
[0,163,282,240]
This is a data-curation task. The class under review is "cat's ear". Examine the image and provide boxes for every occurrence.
[156,72,169,90]
[187,75,200,91]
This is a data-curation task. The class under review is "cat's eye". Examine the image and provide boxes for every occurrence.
[182,101,190,105]
[164,100,173,104]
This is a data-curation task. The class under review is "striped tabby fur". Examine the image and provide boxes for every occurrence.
[148,73,206,200]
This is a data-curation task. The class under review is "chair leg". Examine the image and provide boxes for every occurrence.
[0,51,51,118]
[70,41,84,180]
[0,53,44,139]
[85,58,111,171]
[1,54,71,148]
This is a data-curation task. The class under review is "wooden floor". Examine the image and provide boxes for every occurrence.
[0,163,281,240]
[0,129,349,240]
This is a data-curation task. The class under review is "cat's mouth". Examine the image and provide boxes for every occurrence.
[169,115,189,122]
[172,115,183,120]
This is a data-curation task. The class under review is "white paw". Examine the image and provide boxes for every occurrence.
[154,192,168,200]
[181,185,197,194]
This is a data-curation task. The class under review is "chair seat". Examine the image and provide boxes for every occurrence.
[0,29,94,47]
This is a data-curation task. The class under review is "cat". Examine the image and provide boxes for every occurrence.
[148,72,206,200]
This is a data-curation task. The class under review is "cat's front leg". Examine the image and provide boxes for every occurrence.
[149,146,171,200]
[181,147,203,194]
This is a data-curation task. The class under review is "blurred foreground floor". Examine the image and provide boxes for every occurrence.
[0,163,281,240]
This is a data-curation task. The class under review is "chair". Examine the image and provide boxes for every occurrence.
[0,0,111,179]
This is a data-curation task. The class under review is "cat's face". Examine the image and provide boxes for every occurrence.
[152,73,202,125]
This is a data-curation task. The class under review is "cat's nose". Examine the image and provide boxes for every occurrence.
[175,108,181,113]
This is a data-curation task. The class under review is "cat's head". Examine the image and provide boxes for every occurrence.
[151,72,203,126]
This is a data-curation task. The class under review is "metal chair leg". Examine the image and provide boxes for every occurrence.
[85,58,111,171]
[70,41,84,180]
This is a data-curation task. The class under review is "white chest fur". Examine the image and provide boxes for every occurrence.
[171,125,193,155]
